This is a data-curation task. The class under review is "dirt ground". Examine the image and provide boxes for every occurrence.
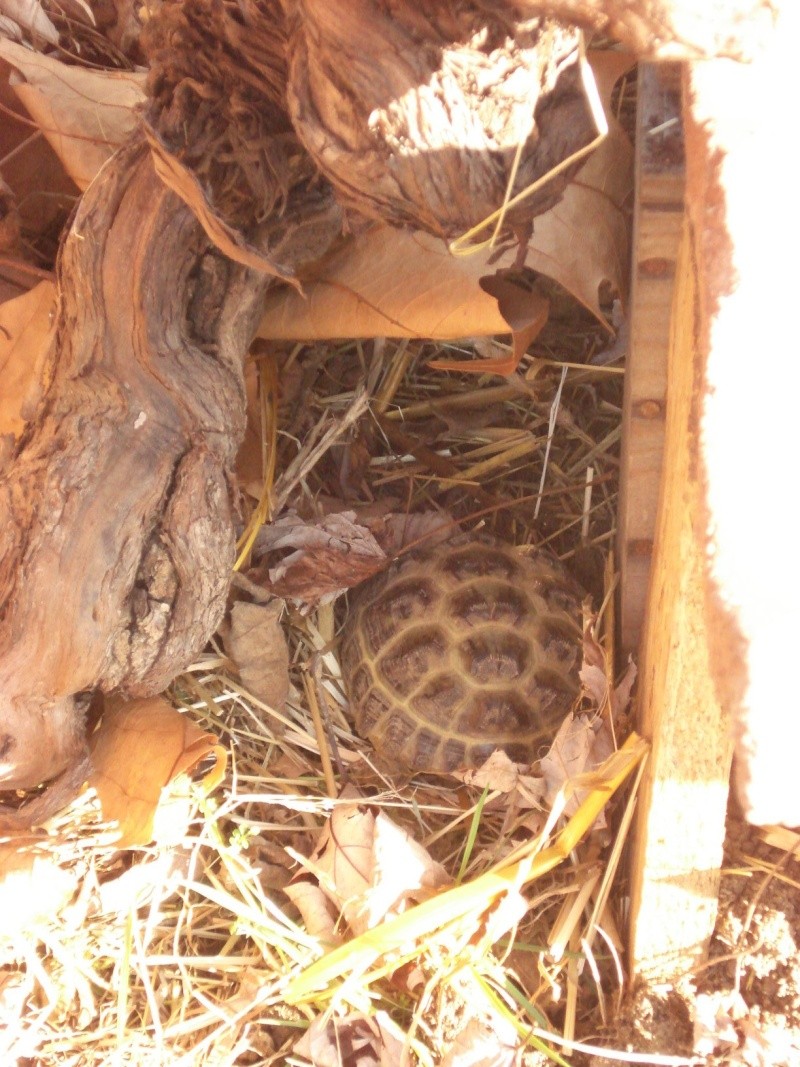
[579,809,800,1066]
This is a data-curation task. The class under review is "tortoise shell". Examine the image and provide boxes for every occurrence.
[339,534,583,772]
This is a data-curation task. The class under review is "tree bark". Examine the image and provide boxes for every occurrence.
[0,143,256,796]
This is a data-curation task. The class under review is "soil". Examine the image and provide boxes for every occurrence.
[578,809,800,1066]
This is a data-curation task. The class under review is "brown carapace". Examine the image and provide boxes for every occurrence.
[340,535,584,773]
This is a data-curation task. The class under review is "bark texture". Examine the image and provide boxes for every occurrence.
[0,144,258,795]
[283,0,596,238]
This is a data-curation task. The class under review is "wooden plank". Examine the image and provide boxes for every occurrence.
[617,64,685,656]
[628,217,734,980]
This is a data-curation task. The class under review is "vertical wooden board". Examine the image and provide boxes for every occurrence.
[618,64,685,656]
[628,222,733,980]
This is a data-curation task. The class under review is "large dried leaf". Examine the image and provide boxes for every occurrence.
[0,75,79,248]
[0,38,145,189]
[540,712,615,820]
[297,791,450,937]
[224,599,290,713]
[295,1011,405,1067]
[580,624,638,718]
[88,697,226,847]
[257,53,633,341]
[371,509,456,555]
[428,275,550,375]
[440,1014,520,1067]
[253,511,387,605]
[283,879,340,943]
[0,0,58,44]
[0,280,55,443]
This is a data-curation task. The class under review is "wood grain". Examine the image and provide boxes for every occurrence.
[618,63,685,657]
[628,218,733,980]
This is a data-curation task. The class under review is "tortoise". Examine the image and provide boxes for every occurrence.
[339,534,584,773]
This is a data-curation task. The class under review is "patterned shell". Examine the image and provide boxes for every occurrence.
[339,535,584,773]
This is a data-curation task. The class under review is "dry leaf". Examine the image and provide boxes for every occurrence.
[283,880,340,943]
[580,624,637,718]
[0,38,145,190]
[368,812,451,929]
[0,840,77,940]
[370,510,455,555]
[692,990,796,1065]
[224,599,289,713]
[0,73,79,255]
[611,656,638,718]
[459,749,521,792]
[253,511,387,605]
[0,0,58,44]
[88,697,227,847]
[0,280,55,444]
[540,712,615,820]
[428,275,549,375]
[295,1011,405,1067]
[302,792,450,936]
[440,1016,520,1067]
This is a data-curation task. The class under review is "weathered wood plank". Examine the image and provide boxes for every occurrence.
[618,64,685,656]
[628,217,734,979]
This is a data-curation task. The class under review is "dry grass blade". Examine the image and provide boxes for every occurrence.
[283,734,647,1006]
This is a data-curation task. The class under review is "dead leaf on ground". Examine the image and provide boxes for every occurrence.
[0,839,77,941]
[295,1011,406,1067]
[368,509,456,556]
[295,788,450,936]
[224,598,290,713]
[458,748,521,793]
[0,280,55,443]
[252,510,387,605]
[540,712,615,820]
[693,989,796,1066]
[0,74,79,265]
[580,623,637,719]
[428,275,550,375]
[440,1015,520,1067]
[0,38,146,190]
[456,750,548,839]
[0,0,58,45]
[283,879,340,944]
[88,696,226,848]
